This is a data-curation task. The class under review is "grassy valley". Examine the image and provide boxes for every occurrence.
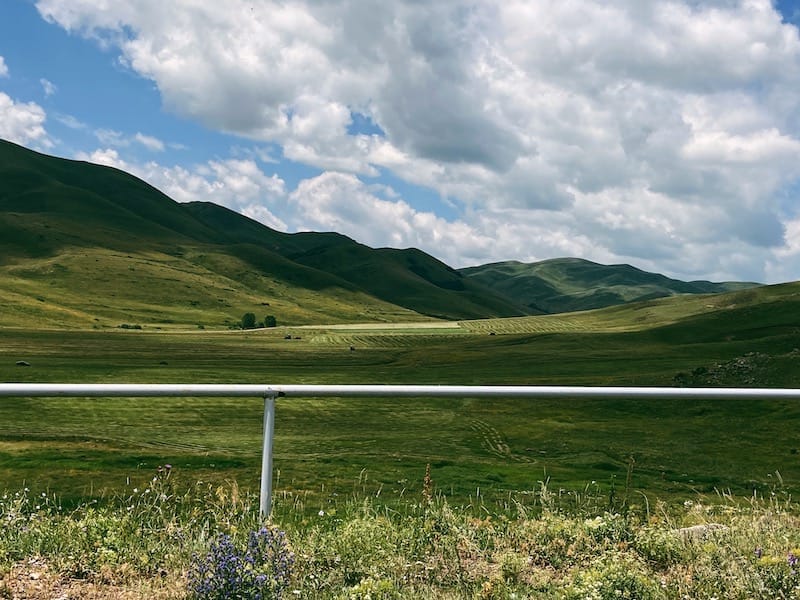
[2,138,800,597]
[1,137,798,506]
[1,281,799,507]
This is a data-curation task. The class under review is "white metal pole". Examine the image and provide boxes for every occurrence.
[1,383,800,400]
[260,394,276,519]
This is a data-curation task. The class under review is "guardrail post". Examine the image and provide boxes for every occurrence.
[260,393,277,520]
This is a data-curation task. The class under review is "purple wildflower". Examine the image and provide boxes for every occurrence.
[188,527,293,600]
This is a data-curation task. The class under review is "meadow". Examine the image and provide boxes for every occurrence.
[1,285,800,597]
[1,282,799,510]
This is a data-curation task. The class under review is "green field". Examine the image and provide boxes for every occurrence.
[2,282,799,512]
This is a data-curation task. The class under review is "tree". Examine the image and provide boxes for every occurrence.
[265,315,277,328]
[241,312,257,329]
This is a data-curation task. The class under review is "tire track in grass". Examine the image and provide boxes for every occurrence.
[469,419,534,463]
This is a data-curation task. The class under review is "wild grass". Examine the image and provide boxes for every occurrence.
[3,474,800,599]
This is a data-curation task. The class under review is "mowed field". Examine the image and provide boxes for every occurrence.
[1,283,799,511]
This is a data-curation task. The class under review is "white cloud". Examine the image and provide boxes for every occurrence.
[40,78,57,96]
[288,171,493,263]
[0,56,8,78]
[77,147,124,168]
[0,92,52,148]
[766,216,800,283]
[56,113,87,129]
[36,0,800,282]
[134,132,164,152]
[93,128,166,152]
[94,128,127,147]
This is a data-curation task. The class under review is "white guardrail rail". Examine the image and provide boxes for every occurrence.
[2,383,800,517]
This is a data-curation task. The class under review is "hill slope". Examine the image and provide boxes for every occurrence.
[0,139,764,327]
[0,139,527,326]
[182,201,527,320]
[459,258,759,314]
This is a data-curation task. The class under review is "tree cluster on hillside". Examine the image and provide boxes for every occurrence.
[240,313,277,329]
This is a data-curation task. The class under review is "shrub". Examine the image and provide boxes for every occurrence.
[633,526,684,568]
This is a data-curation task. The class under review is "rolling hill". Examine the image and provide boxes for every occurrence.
[0,139,528,327]
[0,138,762,328]
[459,258,759,314]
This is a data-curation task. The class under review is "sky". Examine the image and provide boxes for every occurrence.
[1,0,800,284]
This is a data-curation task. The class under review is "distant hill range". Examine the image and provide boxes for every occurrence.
[0,139,761,328]
[459,259,758,315]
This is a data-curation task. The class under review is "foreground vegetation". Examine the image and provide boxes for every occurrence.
[3,473,800,599]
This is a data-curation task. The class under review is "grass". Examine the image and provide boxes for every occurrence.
[0,246,427,329]
[4,477,800,598]
[0,290,798,598]
[1,280,799,508]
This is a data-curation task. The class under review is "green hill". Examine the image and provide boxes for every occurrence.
[1,139,765,328]
[0,139,527,327]
[182,201,527,320]
[459,258,760,314]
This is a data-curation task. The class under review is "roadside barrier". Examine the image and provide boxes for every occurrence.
[2,383,799,517]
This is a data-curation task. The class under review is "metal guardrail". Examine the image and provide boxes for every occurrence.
[2,384,800,517]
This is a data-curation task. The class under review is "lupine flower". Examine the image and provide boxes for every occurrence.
[188,527,294,600]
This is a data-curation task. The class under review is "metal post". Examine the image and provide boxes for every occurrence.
[260,394,276,520]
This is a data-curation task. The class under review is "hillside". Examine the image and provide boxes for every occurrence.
[459,258,759,314]
[182,201,526,320]
[0,139,528,327]
[0,139,764,328]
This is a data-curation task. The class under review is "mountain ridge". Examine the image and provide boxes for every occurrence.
[459,258,759,314]
[0,139,527,325]
[0,138,761,327]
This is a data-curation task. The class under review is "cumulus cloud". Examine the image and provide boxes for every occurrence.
[287,171,496,265]
[36,0,800,282]
[0,56,8,77]
[0,92,52,148]
[767,215,800,283]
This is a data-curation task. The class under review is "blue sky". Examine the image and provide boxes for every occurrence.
[2,0,800,283]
